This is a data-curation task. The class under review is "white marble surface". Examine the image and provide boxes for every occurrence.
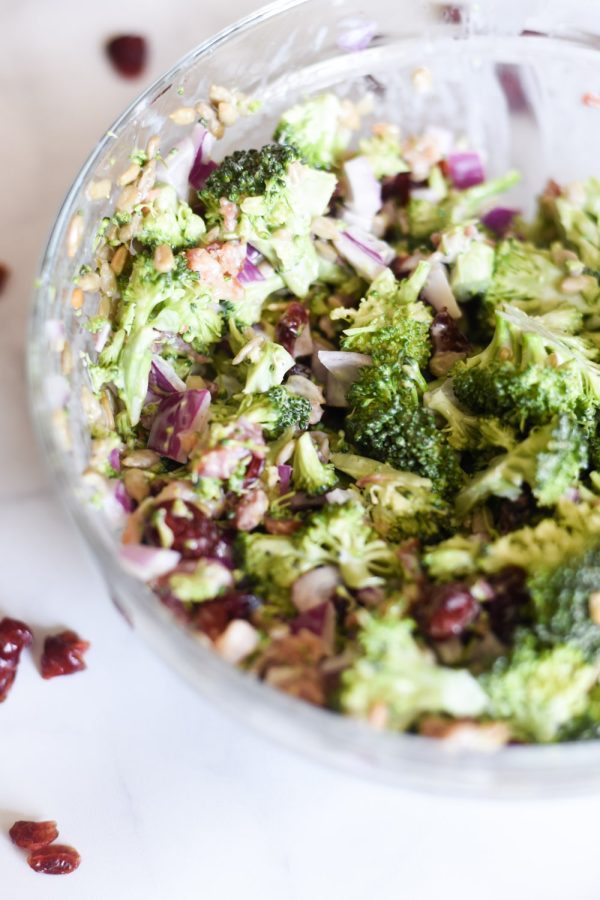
[2,1,600,897]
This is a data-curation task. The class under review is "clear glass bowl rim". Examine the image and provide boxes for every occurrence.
[27,0,600,798]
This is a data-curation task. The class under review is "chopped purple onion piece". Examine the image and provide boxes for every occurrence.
[246,244,262,265]
[148,389,211,463]
[189,127,217,190]
[114,480,133,512]
[343,156,381,229]
[277,464,292,494]
[481,206,517,236]
[119,544,181,581]
[333,227,394,281]
[318,350,372,407]
[149,355,186,395]
[237,258,265,284]
[109,448,121,471]
[446,152,486,189]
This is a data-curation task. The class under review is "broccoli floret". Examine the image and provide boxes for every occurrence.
[554,178,600,269]
[236,386,311,439]
[342,611,488,731]
[455,415,588,516]
[200,143,336,297]
[273,93,352,169]
[292,432,338,495]
[407,170,521,240]
[232,334,295,394]
[241,500,399,594]
[529,545,600,659]
[169,559,233,603]
[332,264,433,367]
[346,361,463,497]
[482,239,596,324]
[91,253,222,424]
[136,184,205,248]
[425,379,516,452]
[331,452,451,541]
[453,305,600,428]
[482,638,598,743]
[358,125,408,179]
[450,240,495,301]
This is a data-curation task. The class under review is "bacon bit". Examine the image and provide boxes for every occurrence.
[105,35,147,78]
[185,241,246,301]
[194,444,250,480]
[582,92,600,108]
[264,517,302,535]
[0,263,10,295]
[234,488,269,532]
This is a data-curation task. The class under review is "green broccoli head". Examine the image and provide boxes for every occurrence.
[200,142,336,298]
[232,334,295,394]
[237,386,311,439]
[241,500,399,595]
[342,611,488,731]
[455,414,588,517]
[453,306,600,428]
[273,93,352,169]
[292,432,338,495]
[450,240,495,301]
[425,379,516,453]
[331,452,451,541]
[554,177,600,269]
[346,361,463,497]
[529,545,600,660]
[482,637,598,742]
[482,239,596,324]
[136,184,205,248]
[333,264,433,367]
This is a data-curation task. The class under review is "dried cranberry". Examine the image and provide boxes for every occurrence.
[142,500,233,565]
[41,631,90,679]
[9,820,58,850]
[486,567,530,642]
[430,310,470,354]
[441,4,462,23]
[382,172,411,205]
[0,263,10,295]
[27,844,80,875]
[0,617,33,702]
[417,582,480,640]
[105,35,147,78]
[243,453,265,485]
[192,592,260,641]
[274,302,309,355]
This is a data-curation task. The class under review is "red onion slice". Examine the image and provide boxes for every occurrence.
[119,544,181,581]
[446,152,485,189]
[148,389,211,463]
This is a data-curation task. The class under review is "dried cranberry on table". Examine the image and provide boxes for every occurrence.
[27,844,81,876]
[105,35,147,78]
[416,582,481,641]
[142,499,233,565]
[9,820,58,850]
[41,630,90,679]
[0,617,33,702]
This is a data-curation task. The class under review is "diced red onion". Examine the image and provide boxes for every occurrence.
[149,355,186,395]
[119,543,181,580]
[422,263,462,319]
[238,258,265,284]
[318,350,372,407]
[343,156,382,230]
[333,227,394,282]
[148,389,211,463]
[114,480,133,512]
[481,206,517,236]
[446,152,485,189]
[158,124,209,198]
[188,126,217,190]
[290,600,336,650]
[277,464,292,494]
[109,448,121,471]
[246,244,262,265]
[291,566,341,612]
[337,17,377,51]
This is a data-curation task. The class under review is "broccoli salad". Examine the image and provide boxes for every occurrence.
[78,86,600,747]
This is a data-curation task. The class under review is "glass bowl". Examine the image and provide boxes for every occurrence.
[28,0,600,796]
